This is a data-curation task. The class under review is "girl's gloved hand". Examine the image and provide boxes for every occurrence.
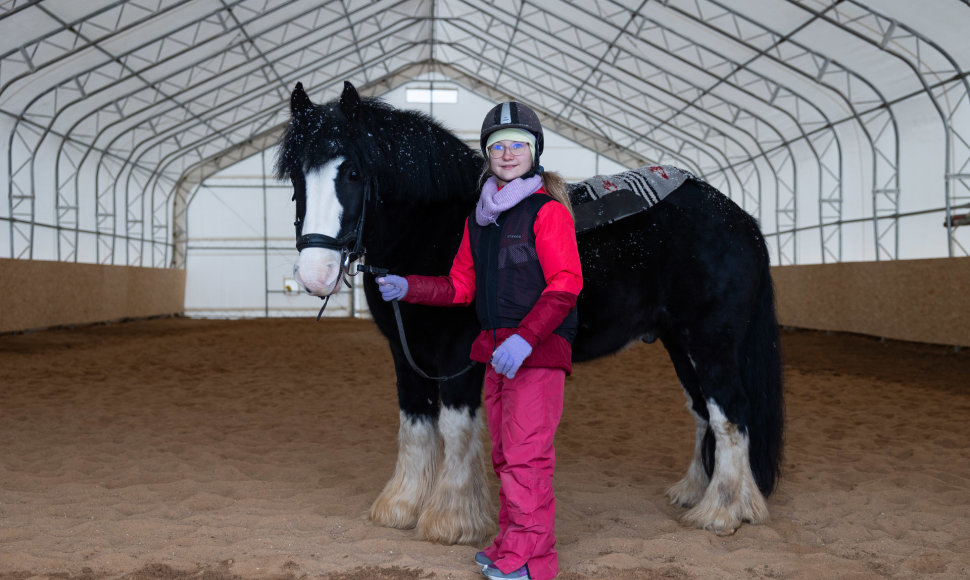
[491,334,533,378]
[376,275,408,301]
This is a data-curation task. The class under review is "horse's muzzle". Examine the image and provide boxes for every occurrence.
[294,249,341,296]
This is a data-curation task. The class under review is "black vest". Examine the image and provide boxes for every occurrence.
[468,194,578,343]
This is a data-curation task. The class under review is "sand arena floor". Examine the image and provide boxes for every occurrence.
[1,317,968,579]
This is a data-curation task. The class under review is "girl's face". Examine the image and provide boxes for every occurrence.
[488,140,534,186]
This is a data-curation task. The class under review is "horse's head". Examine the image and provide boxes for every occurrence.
[275,81,376,296]
[275,80,484,297]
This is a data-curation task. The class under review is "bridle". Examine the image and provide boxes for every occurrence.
[295,177,372,320]
[293,174,476,382]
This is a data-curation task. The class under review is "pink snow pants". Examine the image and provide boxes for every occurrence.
[481,365,565,580]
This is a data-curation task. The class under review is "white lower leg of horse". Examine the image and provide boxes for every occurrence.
[417,406,494,545]
[369,411,441,529]
[683,401,769,535]
[667,403,710,508]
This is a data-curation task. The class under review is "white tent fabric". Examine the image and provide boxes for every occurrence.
[2,0,968,269]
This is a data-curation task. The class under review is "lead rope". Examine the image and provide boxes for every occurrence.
[389,298,478,382]
[358,264,477,382]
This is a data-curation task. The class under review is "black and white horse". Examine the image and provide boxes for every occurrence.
[274,81,784,542]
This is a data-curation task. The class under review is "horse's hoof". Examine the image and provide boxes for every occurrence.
[706,523,739,536]
[682,498,743,536]
[417,510,493,546]
[369,497,420,530]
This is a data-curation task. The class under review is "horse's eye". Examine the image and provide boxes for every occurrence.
[348,169,361,181]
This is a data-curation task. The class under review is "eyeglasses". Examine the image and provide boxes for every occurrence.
[487,141,531,158]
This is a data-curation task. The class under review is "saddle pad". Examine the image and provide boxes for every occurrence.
[570,165,693,233]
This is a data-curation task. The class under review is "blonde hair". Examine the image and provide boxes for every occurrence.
[541,170,574,220]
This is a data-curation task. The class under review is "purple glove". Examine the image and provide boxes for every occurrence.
[376,275,408,301]
[490,334,533,379]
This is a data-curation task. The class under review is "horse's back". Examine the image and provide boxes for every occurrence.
[572,177,771,361]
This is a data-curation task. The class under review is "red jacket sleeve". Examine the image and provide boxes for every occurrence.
[516,200,583,347]
[517,291,578,347]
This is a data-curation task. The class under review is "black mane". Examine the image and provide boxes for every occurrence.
[275,89,483,206]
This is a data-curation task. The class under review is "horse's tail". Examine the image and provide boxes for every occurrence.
[741,247,785,496]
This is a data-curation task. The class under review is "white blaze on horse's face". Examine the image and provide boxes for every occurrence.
[294,157,345,296]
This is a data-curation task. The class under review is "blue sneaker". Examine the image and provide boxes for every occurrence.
[482,564,531,579]
[475,551,494,568]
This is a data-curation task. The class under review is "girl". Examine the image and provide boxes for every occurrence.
[377,101,582,580]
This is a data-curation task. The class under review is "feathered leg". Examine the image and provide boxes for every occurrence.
[667,404,711,508]
[369,411,441,529]
[417,406,495,545]
[682,402,769,535]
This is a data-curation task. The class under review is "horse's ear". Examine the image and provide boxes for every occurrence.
[291,82,314,119]
[340,81,362,120]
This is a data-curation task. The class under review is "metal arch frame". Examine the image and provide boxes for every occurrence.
[9,0,779,264]
[431,62,693,170]
[109,5,334,268]
[165,59,436,269]
[49,0,262,263]
[45,0,749,269]
[171,125,285,269]
[163,48,728,269]
[441,40,748,190]
[0,3,394,264]
[131,0,416,266]
[199,0,816,268]
[7,0,247,260]
[3,0,196,260]
[789,0,970,258]
[638,1,821,264]
[9,0,354,263]
[455,1,772,212]
[0,1,44,20]
[130,7,422,267]
[162,55,701,270]
[378,0,840,266]
[443,2,795,236]
[142,103,285,268]
[0,2,839,264]
[96,0,382,266]
[55,0,375,265]
[659,0,899,264]
[150,22,435,267]
[3,0,964,270]
[197,0,814,266]
[166,0,808,270]
[438,6,764,203]
[0,1,185,96]
[56,0,260,264]
[82,0,316,264]
[555,0,843,264]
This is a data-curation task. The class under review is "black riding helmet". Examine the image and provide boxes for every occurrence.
[480,101,544,177]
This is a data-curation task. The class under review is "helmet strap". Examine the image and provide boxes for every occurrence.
[522,158,542,179]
